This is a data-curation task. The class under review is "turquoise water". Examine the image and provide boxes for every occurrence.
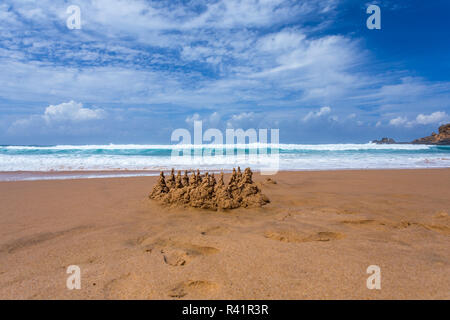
[0,144,449,178]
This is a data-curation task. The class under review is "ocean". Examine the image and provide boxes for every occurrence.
[1,143,449,181]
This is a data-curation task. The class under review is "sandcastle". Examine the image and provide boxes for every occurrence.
[149,167,270,210]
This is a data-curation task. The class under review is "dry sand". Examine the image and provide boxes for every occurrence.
[0,169,449,299]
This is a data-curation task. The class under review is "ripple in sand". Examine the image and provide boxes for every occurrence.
[264,230,345,243]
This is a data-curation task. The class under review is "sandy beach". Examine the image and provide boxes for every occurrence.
[0,169,449,299]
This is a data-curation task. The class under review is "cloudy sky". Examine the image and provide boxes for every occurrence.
[0,0,449,145]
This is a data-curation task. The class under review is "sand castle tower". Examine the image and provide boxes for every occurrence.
[190,172,197,186]
[209,173,216,187]
[237,166,242,180]
[175,170,183,188]
[149,172,169,199]
[196,169,202,184]
[227,168,239,195]
[242,167,253,184]
[229,168,237,184]
[217,172,224,187]
[167,168,176,189]
[182,170,190,187]
[211,170,235,209]
[239,167,270,207]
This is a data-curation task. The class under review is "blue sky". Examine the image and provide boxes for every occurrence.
[0,0,449,145]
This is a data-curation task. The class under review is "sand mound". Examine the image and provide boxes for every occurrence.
[149,167,270,210]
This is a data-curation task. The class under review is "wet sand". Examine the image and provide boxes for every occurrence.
[0,169,449,299]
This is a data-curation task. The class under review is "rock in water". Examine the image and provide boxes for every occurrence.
[372,137,396,144]
[149,168,270,210]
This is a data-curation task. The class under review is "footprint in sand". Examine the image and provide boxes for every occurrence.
[168,280,218,298]
[264,230,345,243]
[149,239,219,266]
[161,248,191,266]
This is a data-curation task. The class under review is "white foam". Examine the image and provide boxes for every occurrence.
[0,153,448,172]
[1,143,434,151]
[0,144,448,173]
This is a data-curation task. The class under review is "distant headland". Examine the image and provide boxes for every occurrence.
[372,123,450,145]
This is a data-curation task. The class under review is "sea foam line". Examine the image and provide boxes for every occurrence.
[1,143,435,151]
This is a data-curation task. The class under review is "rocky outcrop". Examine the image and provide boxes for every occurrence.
[412,123,450,145]
[149,167,270,210]
[371,123,450,145]
[372,137,396,144]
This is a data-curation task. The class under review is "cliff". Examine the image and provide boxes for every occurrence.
[411,123,450,145]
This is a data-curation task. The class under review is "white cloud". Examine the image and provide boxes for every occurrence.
[43,101,105,123]
[7,101,107,137]
[226,112,258,128]
[389,116,408,126]
[415,111,449,125]
[389,111,449,127]
[0,0,371,110]
[258,30,306,52]
[231,112,255,121]
[184,112,224,127]
[303,106,331,122]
